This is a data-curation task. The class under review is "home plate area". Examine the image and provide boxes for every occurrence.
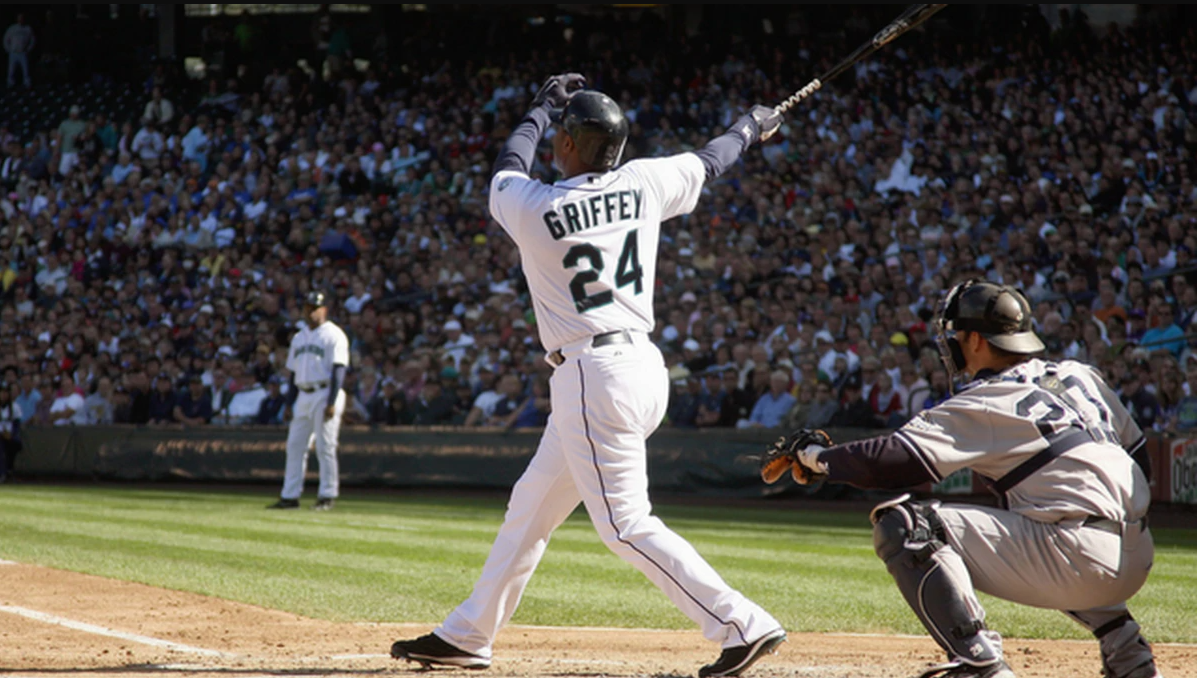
[1,564,1194,677]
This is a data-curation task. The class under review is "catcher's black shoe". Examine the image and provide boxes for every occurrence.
[391,632,490,669]
[914,659,1016,678]
[266,498,299,509]
[698,628,786,678]
[313,498,335,511]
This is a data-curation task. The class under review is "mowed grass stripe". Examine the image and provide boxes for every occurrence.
[0,486,1193,641]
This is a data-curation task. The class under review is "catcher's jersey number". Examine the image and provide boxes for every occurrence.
[563,229,643,313]
[1016,373,1119,445]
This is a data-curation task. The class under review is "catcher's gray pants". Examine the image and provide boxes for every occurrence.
[937,504,1156,676]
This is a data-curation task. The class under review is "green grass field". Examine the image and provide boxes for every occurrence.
[1,484,1195,643]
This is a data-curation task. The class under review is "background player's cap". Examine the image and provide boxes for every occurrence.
[305,290,328,308]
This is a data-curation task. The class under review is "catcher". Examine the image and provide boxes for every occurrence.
[761,279,1161,678]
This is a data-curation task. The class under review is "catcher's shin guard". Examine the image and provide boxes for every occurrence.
[871,494,1003,669]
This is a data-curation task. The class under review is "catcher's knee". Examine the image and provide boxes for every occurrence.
[870,493,947,563]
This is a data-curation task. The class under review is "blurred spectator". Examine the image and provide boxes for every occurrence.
[0,384,23,481]
[868,370,906,428]
[4,13,33,88]
[147,376,178,425]
[30,381,55,426]
[694,369,727,428]
[56,105,86,175]
[367,379,411,426]
[717,367,754,427]
[829,374,883,429]
[1119,369,1162,432]
[256,377,287,425]
[484,373,526,428]
[130,118,163,168]
[410,379,456,426]
[1141,300,1185,358]
[803,381,840,429]
[142,86,175,126]
[1174,363,1197,433]
[83,376,116,425]
[668,375,703,429]
[175,375,214,426]
[740,370,795,429]
[461,366,501,427]
[49,375,87,426]
[14,373,40,424]
[510,376,551,429]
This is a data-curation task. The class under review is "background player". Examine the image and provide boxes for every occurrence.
[268,290,350,511]
[766,279,1161,678]
[390,74,787,677]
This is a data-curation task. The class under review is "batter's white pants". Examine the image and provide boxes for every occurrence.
[281,389,346,500]
[437,332,782,658]
[938,504,1156,675]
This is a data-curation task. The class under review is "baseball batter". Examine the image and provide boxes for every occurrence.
[391,74,787,677]
[268,290,350,511]
[764,279,1161,678]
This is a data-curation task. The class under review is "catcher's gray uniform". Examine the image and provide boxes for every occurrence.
[810,358,1159,678]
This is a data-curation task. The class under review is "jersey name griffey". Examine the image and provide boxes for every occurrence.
[895,358,1149,523]
[489,154,705,351]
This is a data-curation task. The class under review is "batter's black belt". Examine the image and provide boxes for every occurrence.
[298,381,330,393]
[546,330,634,368]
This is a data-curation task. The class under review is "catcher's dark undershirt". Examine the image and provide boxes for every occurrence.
[820,434,935,490]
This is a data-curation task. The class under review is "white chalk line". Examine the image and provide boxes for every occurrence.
[0,605,234,657]
[0,558,19,565]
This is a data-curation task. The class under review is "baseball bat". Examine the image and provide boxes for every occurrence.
[774,4,948,115]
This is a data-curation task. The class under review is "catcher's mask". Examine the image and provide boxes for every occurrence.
[934,278,1044,393]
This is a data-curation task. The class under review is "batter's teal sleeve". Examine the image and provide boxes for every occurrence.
[327,364,345,409]
[492,106,552,177]
[692,128,750,181]
[286,373,299,408]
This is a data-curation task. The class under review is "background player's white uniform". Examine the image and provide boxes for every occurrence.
[893,358,1155,676]
[431,137,783,659]
[281,320,350,502]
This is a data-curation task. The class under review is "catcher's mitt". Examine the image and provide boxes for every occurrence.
[760,428,833,485]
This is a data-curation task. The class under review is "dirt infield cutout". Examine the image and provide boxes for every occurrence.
[1,563,1194,678]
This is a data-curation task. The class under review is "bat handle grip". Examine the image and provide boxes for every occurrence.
[774,78,823,116]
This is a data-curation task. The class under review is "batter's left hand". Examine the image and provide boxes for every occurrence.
[324,404,335,420]
[531,73,586,110]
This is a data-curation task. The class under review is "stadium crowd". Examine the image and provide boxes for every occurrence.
[1,5,1196,471]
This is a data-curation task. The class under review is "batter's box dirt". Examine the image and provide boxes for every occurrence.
[0,564,1193,678]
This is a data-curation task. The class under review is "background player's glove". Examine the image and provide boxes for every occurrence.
[531,72,587,110]
[733,105,784,145]
[760,428,832,485]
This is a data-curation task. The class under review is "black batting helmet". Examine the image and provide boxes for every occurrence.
[554,90,629,170]
[305,290,328,308]
[934,279,1044,387]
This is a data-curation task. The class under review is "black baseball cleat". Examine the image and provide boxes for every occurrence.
[390,632,490,669]
[313,498,335,511]
[914,659,1016,678]
[266,498,300,509]
[698,628,786,678]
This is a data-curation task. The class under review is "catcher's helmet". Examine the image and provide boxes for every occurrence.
[305,290,328,308]
[934,279,1044,386]
[554,90,629,170]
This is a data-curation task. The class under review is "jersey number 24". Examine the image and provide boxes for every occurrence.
[563,230,643,313]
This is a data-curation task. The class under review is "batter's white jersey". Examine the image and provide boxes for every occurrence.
[286,321,350,385]
[489,154,706,350]
[895,358,1149,523]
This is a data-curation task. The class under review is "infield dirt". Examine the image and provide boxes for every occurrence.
[1,562,1194,678]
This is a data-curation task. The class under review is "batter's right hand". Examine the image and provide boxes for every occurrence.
[531,73,586,110]
[284,407,292,421]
